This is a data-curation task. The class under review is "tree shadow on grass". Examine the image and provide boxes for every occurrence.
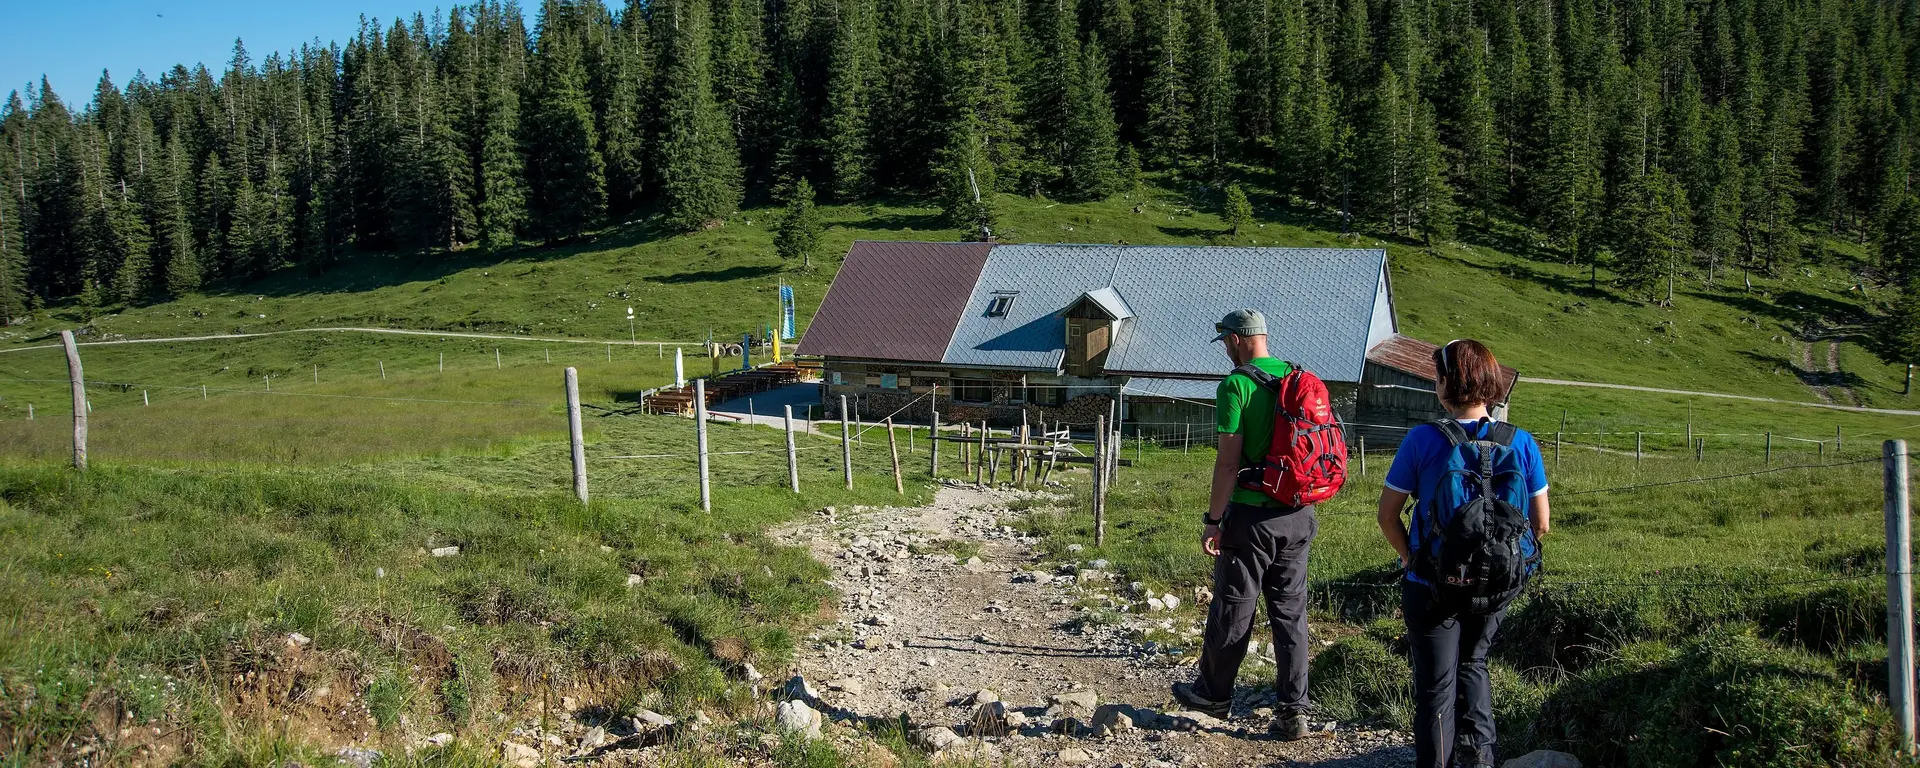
[198,217,683,302]
[1423,248,1632,306]
[650,264,784,284]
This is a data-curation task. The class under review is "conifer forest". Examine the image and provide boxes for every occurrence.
[4,0,1920,319]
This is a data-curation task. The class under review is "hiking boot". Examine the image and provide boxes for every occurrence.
[1169,681,1231,718]
[1269,708,1309,741]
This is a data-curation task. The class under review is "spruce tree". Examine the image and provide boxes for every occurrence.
[823,0,879,199]
[774,178,823,268]
[1186,0,1232,174]
[1140,0,1190,166]
[523,1,609,241]
[1062,37,1123,200]
[654,0,744,230]
[942,115,999,239]
[1406,98,1455,243]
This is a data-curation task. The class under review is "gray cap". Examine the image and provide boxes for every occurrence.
[1212,308,1267,341]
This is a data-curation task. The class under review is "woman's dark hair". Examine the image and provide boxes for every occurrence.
[1432,339,1506,409]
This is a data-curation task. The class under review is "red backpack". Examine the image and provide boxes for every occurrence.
[1232,363,1349,507]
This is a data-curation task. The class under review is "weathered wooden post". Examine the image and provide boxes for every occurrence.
[976,423,987,485]
[496,348,502,369]
[930,409,941,478]
[60,330,86,470]
[143,390,149,406]
[27,403,33,420]
[1838,425,1844,454]
[961,421,972,475]
[379,360,386,379]
[674,347,686,388]
[1359,435,1367,477]
[564,367,587,504]
[1184,423,1191,455]
[841,395,854,490]
[887,417,903,494]
[264,376,270,392]
[440,353,444,373]
[1094,415,1107,547]
[314,364,319,383]
[1885,439,1915,749]
[785,405,800,493]
[695,378,712,512]
[1766,432,1773,466]
[1635,432,1642,468]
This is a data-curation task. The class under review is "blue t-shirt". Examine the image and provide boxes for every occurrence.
[1384,419,1550,584]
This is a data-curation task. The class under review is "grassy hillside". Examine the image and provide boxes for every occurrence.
[0,181,1904,414]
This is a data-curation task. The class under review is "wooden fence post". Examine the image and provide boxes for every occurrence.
[888,418,903,494]
[61,330,85,471]
[1359,435,1367,477]
[930,409,941,478]
[695,378,712,512]
[1094,415,1107,547]
[1766,432,1773,466]
[143,390,149,406]
[496,348,502,369]
[379,361,386,379]
[440,353,444,373]
[564,367,587,504]
[314,364,319,383]
[1885,439,1915,749]
[976,423,987,485]
[785,405,800,493]
[841,395,853,491]
[1635,432,1642,468]
[962,421,972,476]
[27,403,33,420]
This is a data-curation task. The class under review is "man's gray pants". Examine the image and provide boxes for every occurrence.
[1195,502,1317,711]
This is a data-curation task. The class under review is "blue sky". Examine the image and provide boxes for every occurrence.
[4,0,474,108]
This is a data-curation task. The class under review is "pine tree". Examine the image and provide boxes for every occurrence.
[1441,26,1500,220]
[774,178,823,268]
[1611,165,1691,301]
[523,1,608,241]
[1061,37,1123,200]
[1221,183,1252,234]
[1353,64,1406,232]
[654,0,744,230]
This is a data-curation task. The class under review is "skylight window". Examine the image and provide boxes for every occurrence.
[987,292,1018,317]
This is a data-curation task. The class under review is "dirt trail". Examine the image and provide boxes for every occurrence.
[1825,342,1861,407]
[1801,340,1835,404]
[772,484,1412,767]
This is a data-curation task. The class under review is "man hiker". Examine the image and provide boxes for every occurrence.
[1171,308,1315,740]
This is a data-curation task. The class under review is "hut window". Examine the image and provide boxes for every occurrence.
[953,377,994,403]
[1031,384,1067,407]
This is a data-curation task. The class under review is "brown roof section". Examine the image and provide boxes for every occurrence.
[796,241,995,362]
[1366,335,1520,384]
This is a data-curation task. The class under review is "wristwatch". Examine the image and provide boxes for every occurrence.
[1202,513,1224,526]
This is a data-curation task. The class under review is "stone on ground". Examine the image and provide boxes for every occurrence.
[1057,747,1093,763]
[825,677,865,695]
[633,708,676,728]
[1048,689,1099,711]
[500,741,540,768]
[776,700,824,740]
[913,725,965,752]
[1504,750,1582,768]
[781,675,819,701]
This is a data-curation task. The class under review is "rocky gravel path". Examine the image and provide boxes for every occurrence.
[772,483,1414,767]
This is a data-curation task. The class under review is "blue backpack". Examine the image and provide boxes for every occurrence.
[1411,419,1540,609]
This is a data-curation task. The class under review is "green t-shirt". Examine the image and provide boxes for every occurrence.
[1216,357,1294,507]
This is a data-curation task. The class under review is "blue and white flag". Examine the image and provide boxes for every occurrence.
[780,285,797,339]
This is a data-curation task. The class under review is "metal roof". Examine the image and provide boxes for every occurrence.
[1121,377,1221,401]
[941,245,1391,381]
[794,241,992,362]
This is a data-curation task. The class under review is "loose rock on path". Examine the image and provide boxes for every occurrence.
[774,484,1414,767]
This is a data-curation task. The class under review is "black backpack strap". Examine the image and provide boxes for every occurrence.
[1234,363,1280,390]
[1483,420,1519,447]
[1430,419,1471,447]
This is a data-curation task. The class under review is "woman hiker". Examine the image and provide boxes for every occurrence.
[1376,339,1551,768]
